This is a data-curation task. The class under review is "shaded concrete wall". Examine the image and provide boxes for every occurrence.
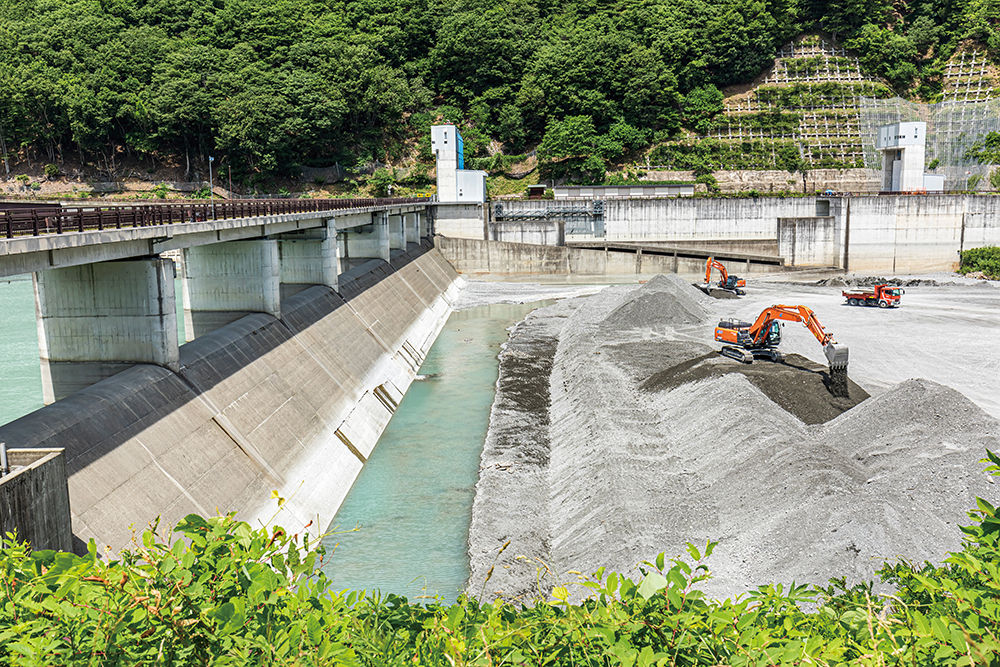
[0,449,72,551]
[778,217,839,267]
[437,236,780,279]
[0,246,461,552]
[434,203,484,239]
[844,195,1000,273]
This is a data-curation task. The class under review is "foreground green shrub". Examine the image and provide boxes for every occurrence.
[959,246,1000,279]
[3,454,1000,665]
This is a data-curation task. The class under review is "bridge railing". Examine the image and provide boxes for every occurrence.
[0,198,428,239]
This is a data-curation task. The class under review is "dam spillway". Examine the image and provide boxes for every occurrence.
[0,243,461,552]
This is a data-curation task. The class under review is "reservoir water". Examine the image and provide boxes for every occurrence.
[321,301,547,603]
[0,276,43,424]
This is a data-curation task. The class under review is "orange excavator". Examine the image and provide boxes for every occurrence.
[714,305,849,373]
[700,257,746,296]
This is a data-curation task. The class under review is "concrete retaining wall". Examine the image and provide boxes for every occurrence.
[563,195,1000,273]
[0,449,72,551]
[434,203,484,239]
[0,246,461,552]
[437,236,780,279]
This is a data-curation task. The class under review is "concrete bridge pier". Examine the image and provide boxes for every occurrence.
[182,240,281,340]
[34,258,179,404]
[405,212,420,245]
[339,213,391,272]
[387,213,406,254]
[418,210,431,239]
[275,220,340,299]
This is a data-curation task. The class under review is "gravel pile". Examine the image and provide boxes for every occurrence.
[599,275,711,333]
[467,277,1000,603]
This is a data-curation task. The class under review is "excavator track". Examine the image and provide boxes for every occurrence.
[720,346,754,364]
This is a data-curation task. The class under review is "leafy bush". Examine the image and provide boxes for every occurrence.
[4,454,1000,665]
[959,246,1000,278]
[369,168,396,197]
[43,163,59,178]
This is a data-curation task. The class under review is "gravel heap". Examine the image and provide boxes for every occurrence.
[467,277,1000,603]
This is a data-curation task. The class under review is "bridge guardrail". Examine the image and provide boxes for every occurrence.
[0,198,426,239]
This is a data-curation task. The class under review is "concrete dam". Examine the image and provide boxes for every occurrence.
[0,199,460,552]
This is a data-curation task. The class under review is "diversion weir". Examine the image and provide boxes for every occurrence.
[0,242,460,552]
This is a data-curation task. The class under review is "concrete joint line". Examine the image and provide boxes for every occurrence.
[135,439,209,516]
[177,377,286,486]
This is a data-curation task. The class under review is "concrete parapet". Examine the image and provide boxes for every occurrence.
[183,240,281,340]
[0,448,72,551]
[35,258,179,404]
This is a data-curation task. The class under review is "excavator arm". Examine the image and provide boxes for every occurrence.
[747,305,848,370]
[705,257,728,285]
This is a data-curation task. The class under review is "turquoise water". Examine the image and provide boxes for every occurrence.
[321,301,546,603]
[0,275,187,426]
[0,276,44,424]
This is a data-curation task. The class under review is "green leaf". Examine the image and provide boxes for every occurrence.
[637,571,668,600]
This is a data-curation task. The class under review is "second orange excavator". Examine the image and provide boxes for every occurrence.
[699,257,746,296]
[713,305,850,394]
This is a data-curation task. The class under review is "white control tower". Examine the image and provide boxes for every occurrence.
[876,122,943,192]
[431,124,487,202]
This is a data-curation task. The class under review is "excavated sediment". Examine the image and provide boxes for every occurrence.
[467,275,1000,602]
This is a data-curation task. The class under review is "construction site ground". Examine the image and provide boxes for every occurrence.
[465,276,1000,603]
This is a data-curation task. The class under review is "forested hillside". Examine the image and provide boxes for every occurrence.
[1,0,999,186]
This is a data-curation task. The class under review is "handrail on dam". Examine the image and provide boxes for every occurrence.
[0,197,428,239]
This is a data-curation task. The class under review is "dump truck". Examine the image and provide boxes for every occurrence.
[842,284,903,308]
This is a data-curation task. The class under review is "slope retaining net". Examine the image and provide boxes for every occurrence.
[859,96,1000,190]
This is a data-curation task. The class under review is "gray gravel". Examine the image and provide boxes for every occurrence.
[466,277,1000,603]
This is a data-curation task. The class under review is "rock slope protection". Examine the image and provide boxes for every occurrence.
[467,276,1000,602]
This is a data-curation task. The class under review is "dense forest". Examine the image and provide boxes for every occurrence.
[1,0,999,185]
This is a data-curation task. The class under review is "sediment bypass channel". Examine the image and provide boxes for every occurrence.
[467,275,1000,602]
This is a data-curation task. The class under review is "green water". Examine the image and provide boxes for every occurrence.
[321,301,546,603]
[0,276,187,426]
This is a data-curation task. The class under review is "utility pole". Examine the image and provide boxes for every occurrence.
[208,155,215,218]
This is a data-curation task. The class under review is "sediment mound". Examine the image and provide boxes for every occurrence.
[599,274,711,332]
[467,281,999,603]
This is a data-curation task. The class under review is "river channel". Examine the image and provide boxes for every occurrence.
[321,301,549,603]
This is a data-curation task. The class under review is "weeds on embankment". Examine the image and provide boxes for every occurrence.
[2,456,1000,665]
[959,246,1000,280]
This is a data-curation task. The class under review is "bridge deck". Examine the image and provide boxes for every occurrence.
[0,198,428,278]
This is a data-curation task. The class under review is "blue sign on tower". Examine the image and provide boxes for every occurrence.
[456,130,464,170]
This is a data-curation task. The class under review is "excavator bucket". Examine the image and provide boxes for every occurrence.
[824,344,849,370]
[824,344,850,398]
